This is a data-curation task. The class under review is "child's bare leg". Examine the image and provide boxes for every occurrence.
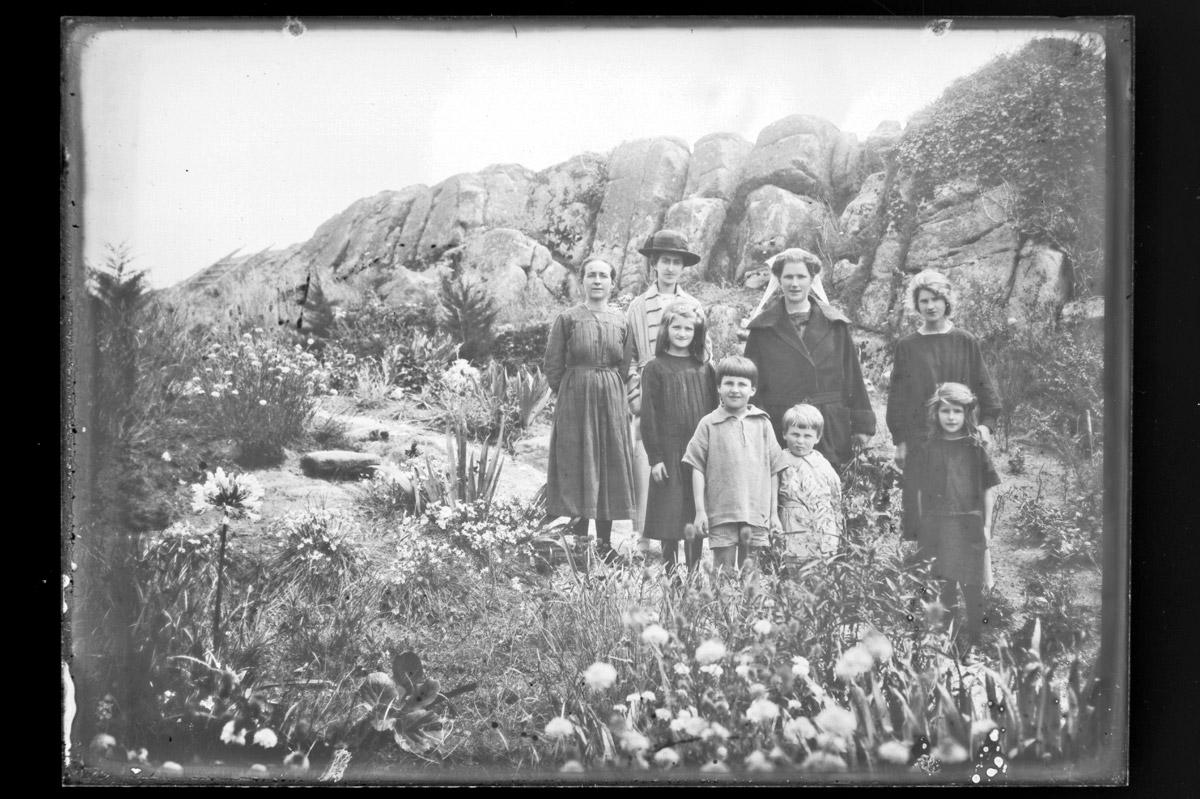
[711,545,737,574]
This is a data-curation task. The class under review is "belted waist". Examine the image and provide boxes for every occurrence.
[567,365,619,372]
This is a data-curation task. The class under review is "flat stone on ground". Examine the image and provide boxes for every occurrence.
[300,450,382,480]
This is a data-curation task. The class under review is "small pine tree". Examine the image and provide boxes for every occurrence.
[296,273,336,343]
[438,264,499,364]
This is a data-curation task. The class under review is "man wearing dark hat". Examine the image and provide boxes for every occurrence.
[626,229,711,556]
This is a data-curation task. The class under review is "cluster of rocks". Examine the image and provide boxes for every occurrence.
[164,112,1073,336]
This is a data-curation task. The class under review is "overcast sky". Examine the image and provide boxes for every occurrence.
[71,19,1085,288]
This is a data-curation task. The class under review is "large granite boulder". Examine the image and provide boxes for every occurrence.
[837,171,887,256]
[299,186,427,278]
[460,228,560,322]
[415,165,537,263]
[905,183,1020,278]
[864,120,903,165]
[829,131,868,212]
[726,185,836,282]
[590,137,691,293]
[526,152,608,266]
[684,132,752,201]
[734,114,843,204]
[394,186,437,266]
[663,198,729,283]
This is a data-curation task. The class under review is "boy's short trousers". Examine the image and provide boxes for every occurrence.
[708,523,769,549]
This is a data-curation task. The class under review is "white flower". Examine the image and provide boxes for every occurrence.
[282,751,309,773]
[673,662,691,676]
[699,664,724,679]
[127,747,149,764]
[745,697,780,725]
[159,761,183,775]
[752,619,773,636]
[877,740,910,765]
[748,682,767,699]
[230,389,240,396]
[583,661,617,691]
[695,639,727,665]
[560,759,585,773]
[220,720,247,746]
[252,728,278,749]
[210,391,220,398]
[783,716,818,744]
[734,664,752,681]
[544,716,575,739]
[641,624,670,647]
[654,708,673,722]
[641,690,656,702]
[258,399,268,406]
[190,468,265,520]
[653,747,680,767]
[708,722,731,740]
[745,750,775,772]
[612,703,628,714]
[161,451,172,463]
[787,699,803,711]
[833,644,875,681]
[862,631,894,663]
[198,696,215,712]
[619,729,650,754]
[815,706,857,739]
[791,656,811,678]
[802,751,847,773]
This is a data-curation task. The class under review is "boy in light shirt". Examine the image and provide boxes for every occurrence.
[683,356,787,573]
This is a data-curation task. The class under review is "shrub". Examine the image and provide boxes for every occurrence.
[895,35,1107,294]
[381,331,460,394]
[429,359,550,449]
[265,508,366,595]
[331,297,439,361]
[493,322,552,371]
[186,329,333,466]
[439,269,499,363]
[1020,570,1091,657]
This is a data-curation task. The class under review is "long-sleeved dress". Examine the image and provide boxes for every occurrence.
[544,304,636,520]
[905,435,1000,587]
[639,353,718,541]
[886,326,1002,539]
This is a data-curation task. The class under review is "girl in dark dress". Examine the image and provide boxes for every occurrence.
[906,382,1001,649]
[544,258,637,562]
[640,300,718,576]
[887,270,1002,541]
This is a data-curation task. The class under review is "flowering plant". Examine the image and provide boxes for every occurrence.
[187,328,334,465]
[191,468,265,521]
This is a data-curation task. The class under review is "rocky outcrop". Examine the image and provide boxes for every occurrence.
[301,187,427,278]
[460,228,564,322]
[415,165,537,262]
[726,186,836,282]
[590,137,691,293]
[170,111,1083,343]
[684,133,752,201]
[664,198,728,283]
[525,152,607,265]
[734,115,843,206]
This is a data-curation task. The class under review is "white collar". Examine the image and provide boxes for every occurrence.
[917,320,955,335]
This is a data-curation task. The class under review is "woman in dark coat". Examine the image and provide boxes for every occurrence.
[743,248,875,468]
[886,269,1002,541]
[544,257,637,561]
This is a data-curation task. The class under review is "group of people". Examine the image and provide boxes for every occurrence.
[543,229,1002,646]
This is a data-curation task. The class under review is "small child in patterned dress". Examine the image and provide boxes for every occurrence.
[776,404,843,565]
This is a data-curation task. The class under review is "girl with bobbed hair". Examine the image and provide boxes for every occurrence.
[886,269,1002,542]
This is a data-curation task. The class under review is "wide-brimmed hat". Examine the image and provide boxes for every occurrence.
[638,229,701,266]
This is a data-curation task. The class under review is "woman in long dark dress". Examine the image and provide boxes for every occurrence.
[886,270,1002,542]
[544,257,636,561]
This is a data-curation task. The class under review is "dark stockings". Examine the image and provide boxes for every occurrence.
[662,538,704,577]
[575,518,615,562]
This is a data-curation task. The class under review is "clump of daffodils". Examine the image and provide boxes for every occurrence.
[191,468,264,520]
